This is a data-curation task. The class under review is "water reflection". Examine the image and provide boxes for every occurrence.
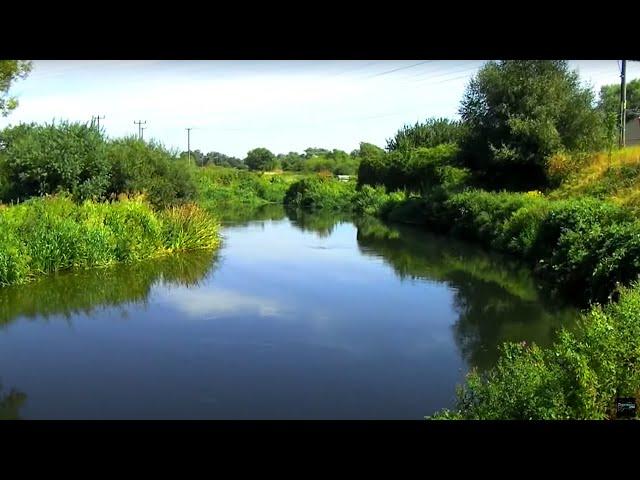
[285,207,353,238]
[218,202,287,226]
[0,385,27,420]
[0,250,219,327]
[353,216,580,370]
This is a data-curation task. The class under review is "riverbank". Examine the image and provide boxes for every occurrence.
[0,194,220,288]
[278,145,640,420]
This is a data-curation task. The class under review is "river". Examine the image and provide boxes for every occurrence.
[0,205,580,419]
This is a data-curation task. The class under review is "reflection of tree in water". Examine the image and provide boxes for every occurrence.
[285,207,353,238]
[0,250,219,327]
[217,203,287,225]
[355,217,580,371]
[0,385,27,420]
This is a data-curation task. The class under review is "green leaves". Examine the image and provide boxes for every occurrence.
[459,60,607,190]
[0,60,32,117]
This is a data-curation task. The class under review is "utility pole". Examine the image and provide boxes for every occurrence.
[134,120,147,140]
[93,115,105,131]
[620,60,627,148]
[186,128,192,165]
[141,126,146,140]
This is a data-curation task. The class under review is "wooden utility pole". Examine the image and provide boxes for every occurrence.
[186,128,192,165]
[620,60,627,148]
[92,115,105,130]
[134,120,147,140]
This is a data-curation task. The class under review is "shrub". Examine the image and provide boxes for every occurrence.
[106,138,196,209]
[430,283,640,419]
[284,176,356,210]
[0,194,220,287]
[0,121,110,202]
[357,144,463,193]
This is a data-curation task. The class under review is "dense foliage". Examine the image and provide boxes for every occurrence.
[284,175,357,210]
[0,122,110,202]
[431,283,640,419]
[181,150,246,169]
[386,118,464,152]
[0,194,220,288]
[107,137,197,208]
[459,60,608,190]
[0,123,197,208]
[599,77,640,123]
[244,147,277,171]
[357,143,468,193]
[0,60,32,117]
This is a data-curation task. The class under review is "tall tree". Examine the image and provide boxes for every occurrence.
[0,60,32,116]
[244,147,276,171]
[459,60,607,190]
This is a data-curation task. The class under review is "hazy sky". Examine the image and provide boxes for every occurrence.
[1,60,638,158]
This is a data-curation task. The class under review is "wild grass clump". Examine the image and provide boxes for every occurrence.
[430,282,640,419]
[549,145,640,212]
[0,194,220,287]
[160,204,221,251]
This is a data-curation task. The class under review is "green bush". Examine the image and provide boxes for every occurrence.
[430,283,640,419]
[357,144,464,193]
[0,121,110,202]
[0,194,220,287]
[106,138,196,209]
[194,166,294,212]
[284,176,357,210]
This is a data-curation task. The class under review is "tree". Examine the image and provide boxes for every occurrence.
[355,142,385,162]
[0,61,32,117]
[459,60,607,190]
[599,78,640,122]
[386,117,464,151]
[244,147,276,171]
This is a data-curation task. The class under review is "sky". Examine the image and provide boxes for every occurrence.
[1,60,639,159]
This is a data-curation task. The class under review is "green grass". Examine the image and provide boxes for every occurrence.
[0,194,220,288]
[194,165,301,215]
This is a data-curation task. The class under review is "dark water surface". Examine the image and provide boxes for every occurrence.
[0,205,580,419]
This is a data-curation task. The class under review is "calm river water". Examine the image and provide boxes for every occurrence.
[0,205,580,419]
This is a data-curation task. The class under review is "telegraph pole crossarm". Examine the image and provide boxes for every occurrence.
[134,120,147,140]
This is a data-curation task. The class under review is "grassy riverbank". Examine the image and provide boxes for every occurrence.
[0,194,220,288]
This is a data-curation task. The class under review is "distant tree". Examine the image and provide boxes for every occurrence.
[280,151,305,171]
[355,142,385,162]
[303,147,331,159]
[244,147,276,171]
[599,78,640,122]
[459,60,607,190]
[0,60,32,117]
[386,118,464,151]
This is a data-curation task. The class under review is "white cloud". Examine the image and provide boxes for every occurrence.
[159,286,284,319]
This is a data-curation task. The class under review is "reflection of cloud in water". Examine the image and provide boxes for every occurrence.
[161,287,283,319]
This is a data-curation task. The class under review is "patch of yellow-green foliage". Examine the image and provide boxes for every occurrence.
[548,145,640,212]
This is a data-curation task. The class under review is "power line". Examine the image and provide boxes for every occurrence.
[365,61,433,79]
